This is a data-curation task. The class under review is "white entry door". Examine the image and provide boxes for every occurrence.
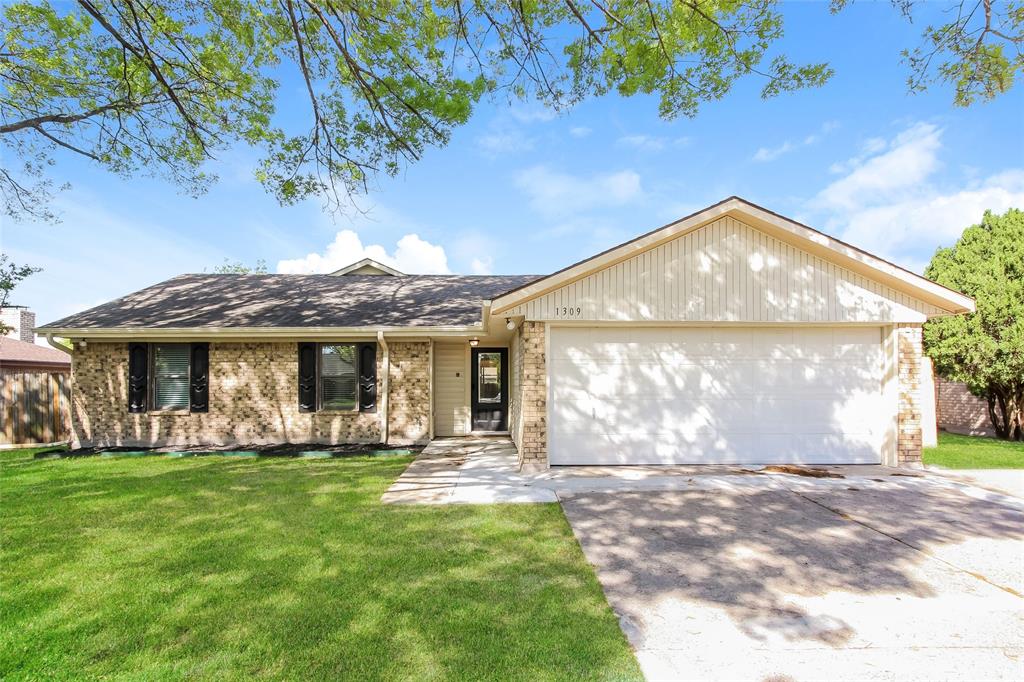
[548,326,887,465]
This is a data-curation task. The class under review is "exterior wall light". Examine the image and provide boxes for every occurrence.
[505,318,516,331]
[469,338,479,347]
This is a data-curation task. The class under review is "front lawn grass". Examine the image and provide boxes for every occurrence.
[924,432,1024,469]
[0,449,641,681]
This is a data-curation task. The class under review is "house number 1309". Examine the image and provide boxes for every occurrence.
[555,306,582,316]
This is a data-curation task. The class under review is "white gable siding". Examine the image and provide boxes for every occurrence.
[504,216,946,323]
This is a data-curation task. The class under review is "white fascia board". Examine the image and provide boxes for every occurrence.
[41,325,484,341]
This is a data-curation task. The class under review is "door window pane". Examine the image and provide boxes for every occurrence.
[321,344,357,410]
[153,344,190,410]
[478,352,501,403]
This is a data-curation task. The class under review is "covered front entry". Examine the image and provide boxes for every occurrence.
[548,326,888,465]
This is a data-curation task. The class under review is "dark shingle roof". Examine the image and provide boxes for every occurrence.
[38,274,541,330]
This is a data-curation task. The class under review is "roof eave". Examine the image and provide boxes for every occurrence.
[0,360,71,370]
[36,324,487,340]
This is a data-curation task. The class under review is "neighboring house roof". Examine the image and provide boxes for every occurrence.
[0,337,71,369]
[37,274,540,332]
[330,258,406,276]
[491,196,975,316]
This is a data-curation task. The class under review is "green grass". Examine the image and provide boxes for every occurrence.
[924,432,1024,469]
[0,448,641,681]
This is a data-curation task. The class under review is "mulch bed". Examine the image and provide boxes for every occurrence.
[40,443,424,459]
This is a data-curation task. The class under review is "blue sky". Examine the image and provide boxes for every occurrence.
[3,1,1023,328]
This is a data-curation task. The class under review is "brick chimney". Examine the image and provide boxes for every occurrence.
[1,306,36,343]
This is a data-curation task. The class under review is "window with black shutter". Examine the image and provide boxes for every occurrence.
[298,342,377,413]
[130,343,210,413]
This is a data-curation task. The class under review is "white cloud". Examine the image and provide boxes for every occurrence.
[753,120,840,163]
[753,141,795,162]
[616,134,691,152]
[514,165,643,218]
[508,104,557,123]
[469,257,493,275]
[832,172,1024,273]
[810,122,1024,273]
[569,126,593,138]
[829,136,888,174]
[476,129,534,156]
[815,122,942,210]
[277,230,451,274]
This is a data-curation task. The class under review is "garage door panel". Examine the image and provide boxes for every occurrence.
[548,326,886,465]
[712,328,754,355]
[551,359,719,400]
[553,398,717,435]
[791,434,881,464]
[831,326,883,358]
[751,328,798,360]
[792,361,880,395]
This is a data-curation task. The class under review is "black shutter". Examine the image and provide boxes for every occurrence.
[298,342,317,412]
[189,343,210,412]
[128,343,148,413]
[358,343,377,412]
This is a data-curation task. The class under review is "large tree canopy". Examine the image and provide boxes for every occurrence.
[924,208,1024,441]
[1,0,1021,221]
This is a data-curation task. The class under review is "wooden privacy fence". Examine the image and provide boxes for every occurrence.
[1,370,71,447]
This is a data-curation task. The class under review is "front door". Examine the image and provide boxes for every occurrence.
[471,348,508,431]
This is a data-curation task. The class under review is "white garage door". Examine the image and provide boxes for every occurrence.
[549,327,888,465]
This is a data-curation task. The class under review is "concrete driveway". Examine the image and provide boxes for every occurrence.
[561,479,1024,681]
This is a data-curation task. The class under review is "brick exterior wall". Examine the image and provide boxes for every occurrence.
[937,376,996,437]
[897,325,924,465]
[386,342,430,443]
[517,321,547,471]
[71,341,429,448]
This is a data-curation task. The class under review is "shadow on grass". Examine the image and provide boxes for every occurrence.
[1,454,641,681]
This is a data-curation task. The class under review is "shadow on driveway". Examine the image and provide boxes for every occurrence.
[561,481,1024,680]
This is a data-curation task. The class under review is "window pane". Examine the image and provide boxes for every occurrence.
[321,344,356,410]
[153,344,190,410]
[478,352,501,403]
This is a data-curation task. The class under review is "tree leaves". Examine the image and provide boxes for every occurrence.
[1,0,835,219]
[924,208,1024,440]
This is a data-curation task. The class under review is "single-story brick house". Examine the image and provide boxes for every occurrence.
[38,197,974,469]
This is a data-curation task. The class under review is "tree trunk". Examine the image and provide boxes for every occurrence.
[1009,385,1023,441]
[987,386,1024,441]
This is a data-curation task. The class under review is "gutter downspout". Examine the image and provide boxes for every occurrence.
[46,334,72,355]
[428,339,434,441]
[378,331,389,445]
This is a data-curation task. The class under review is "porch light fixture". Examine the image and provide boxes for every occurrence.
[505,317,516,331]
[469,338,479,347]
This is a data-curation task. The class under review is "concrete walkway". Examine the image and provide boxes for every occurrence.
[381,437,557,504]
[382,437,1024,508]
